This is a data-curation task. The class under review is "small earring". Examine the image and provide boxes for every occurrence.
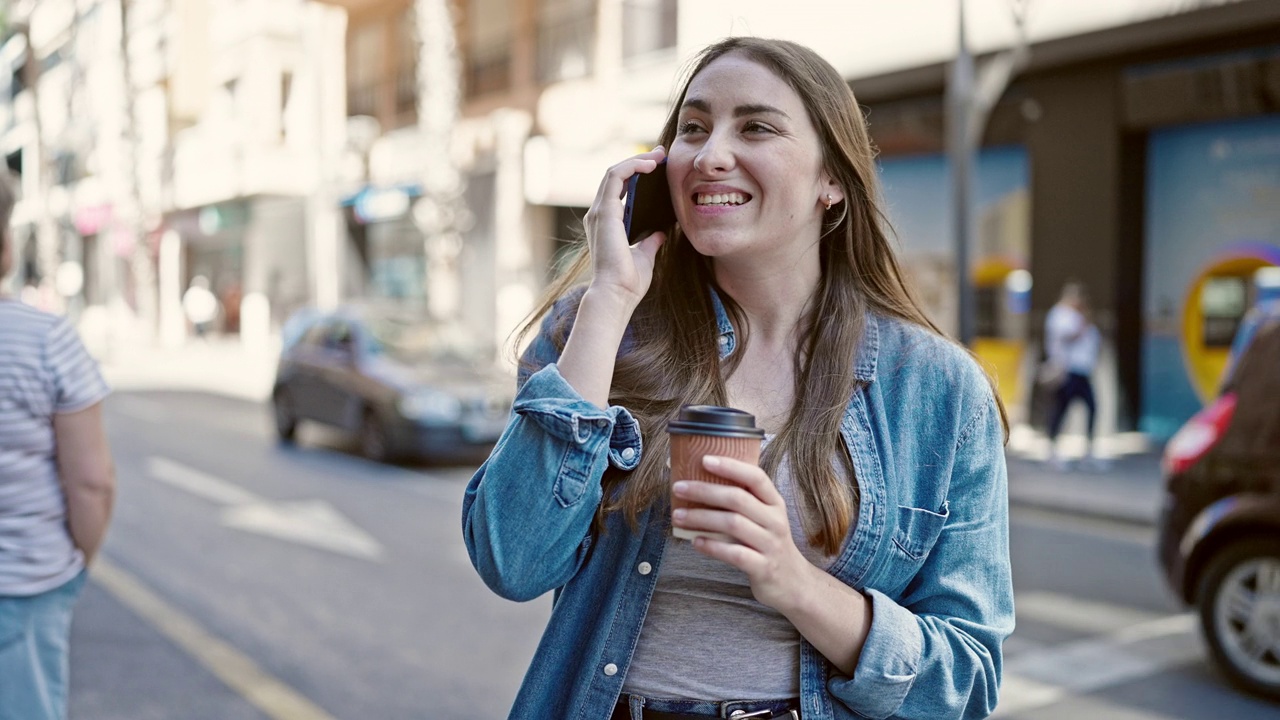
[824,194,833,211]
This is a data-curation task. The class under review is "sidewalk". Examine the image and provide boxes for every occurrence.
[1005,425,1165,526]
[92,335,280,403]
[88,336,1168,526]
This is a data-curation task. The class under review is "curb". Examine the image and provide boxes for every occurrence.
[1007,494,1158,528]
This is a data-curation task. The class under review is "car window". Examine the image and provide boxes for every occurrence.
[301,322,331,348]
[325,322,356,352]
[360,313,481,366]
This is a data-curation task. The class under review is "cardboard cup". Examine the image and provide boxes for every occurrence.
[667,406,764,542]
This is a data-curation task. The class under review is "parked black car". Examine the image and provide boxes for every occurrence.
[1157,302,1280,700]
[271,305,513,464]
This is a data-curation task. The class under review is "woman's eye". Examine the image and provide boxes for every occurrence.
[744,121,775,134]
[677,121,705,135]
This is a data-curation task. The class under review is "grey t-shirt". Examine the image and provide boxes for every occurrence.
[0,300,110,596]
[622,448,853,700]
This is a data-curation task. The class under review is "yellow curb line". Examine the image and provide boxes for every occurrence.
[92,557,339,720]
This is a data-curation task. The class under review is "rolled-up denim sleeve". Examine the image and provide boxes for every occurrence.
[462,294,643,602]
[829,392,1013,719]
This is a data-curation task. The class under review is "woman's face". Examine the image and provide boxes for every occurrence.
[666,53,838,262]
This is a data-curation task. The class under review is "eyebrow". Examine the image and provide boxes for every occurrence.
[681,98,791,119]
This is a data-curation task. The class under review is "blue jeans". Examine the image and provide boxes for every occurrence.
[1047,371,1096,441]
[0,571,88,720]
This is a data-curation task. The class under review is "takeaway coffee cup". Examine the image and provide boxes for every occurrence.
[667,405,766,541]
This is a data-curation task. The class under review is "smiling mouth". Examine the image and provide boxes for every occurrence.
[694,192,750,206]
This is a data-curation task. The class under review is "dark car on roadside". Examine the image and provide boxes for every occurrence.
[1157,300,1280,700]
[271,305,513,464]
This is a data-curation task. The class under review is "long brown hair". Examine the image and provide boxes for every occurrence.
[516,37,1007,554]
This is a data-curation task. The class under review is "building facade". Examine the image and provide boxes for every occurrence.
[0,0,348,352]
[854,0,1280,438]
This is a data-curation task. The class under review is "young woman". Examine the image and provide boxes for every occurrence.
[463,37,1013,720]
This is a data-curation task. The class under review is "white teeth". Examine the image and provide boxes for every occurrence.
[696,192,746,206]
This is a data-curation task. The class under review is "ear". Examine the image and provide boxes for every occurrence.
[821,175,845,206]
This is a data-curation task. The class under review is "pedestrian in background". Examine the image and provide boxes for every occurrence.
[182,275,219,339]
[0,174,116,720]
[464,37,1013,720]
[1043,281,1104,470]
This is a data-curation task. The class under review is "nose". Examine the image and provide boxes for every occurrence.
[693,128,735,175]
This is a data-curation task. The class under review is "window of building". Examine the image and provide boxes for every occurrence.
[395,12,418,119]
[280,70,294,140]
[465,0,512,98]
[622,0,676,61]
[348,20,382,119]
[537,0,594,84]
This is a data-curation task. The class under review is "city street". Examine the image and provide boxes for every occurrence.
[71,390,1280,720]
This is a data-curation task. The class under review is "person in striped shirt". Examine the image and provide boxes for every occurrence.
[0,174,116,720]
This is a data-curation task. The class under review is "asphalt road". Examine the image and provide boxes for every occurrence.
[67,390,1280,720]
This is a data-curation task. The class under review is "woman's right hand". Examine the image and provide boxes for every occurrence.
[581,147,669,309]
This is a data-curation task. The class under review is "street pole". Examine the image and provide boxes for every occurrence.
[946,0,1031,348]
[947,0,975,347]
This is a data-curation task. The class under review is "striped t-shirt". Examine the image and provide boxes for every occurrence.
[0,299,110,596]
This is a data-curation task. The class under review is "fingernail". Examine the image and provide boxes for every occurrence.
[672,508,686,520]
[703,456,721,468]
[673,481,689,494]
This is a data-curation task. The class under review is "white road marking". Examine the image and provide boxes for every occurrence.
[149,456,261,505]
[92,557,339,720]
[147,456,384,561]
[995,613,1201,716]
[223,500,383,560]
[1016,591,1171,635]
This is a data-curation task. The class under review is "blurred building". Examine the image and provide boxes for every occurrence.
[160,0,347,349]
[847,0,1280,439]
[0,0,347,352]
[3,0,1276,441]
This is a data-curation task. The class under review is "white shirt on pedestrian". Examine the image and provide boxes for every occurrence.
[1046,303,1100,375]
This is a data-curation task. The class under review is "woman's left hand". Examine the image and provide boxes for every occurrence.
[672,455,814,612]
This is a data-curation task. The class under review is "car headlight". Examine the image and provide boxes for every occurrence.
[398,389,463,422]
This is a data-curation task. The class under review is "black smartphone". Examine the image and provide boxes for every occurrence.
[623,160,677,244]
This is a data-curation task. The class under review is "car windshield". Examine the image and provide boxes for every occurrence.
[360,312,482,366]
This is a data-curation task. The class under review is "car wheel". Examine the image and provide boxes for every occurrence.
[1198,538,1280,700]
[273,390,298,442]
[360,410,393,463]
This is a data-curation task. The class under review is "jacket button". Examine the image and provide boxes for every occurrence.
[621,447,636,461]
[604,663,618,676]
[637,562,652,575]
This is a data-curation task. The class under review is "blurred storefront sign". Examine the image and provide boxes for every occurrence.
[1141,115,1280,440]
[340,183,426,300]
[347,184,420,224]
[879,146,1032,410]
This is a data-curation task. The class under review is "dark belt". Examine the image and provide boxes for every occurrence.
[610,697,801,720]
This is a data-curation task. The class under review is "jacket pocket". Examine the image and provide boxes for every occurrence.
[892,503,950,561]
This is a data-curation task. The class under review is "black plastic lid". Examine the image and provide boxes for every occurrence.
[666,405,765,438]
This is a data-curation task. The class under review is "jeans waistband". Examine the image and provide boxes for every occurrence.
[612,694,801,719]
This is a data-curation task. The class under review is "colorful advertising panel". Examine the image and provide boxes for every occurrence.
[878,146,1031,408]
[1142,115,1280,439]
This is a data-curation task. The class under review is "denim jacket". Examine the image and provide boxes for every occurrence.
[462,291,1013,720]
